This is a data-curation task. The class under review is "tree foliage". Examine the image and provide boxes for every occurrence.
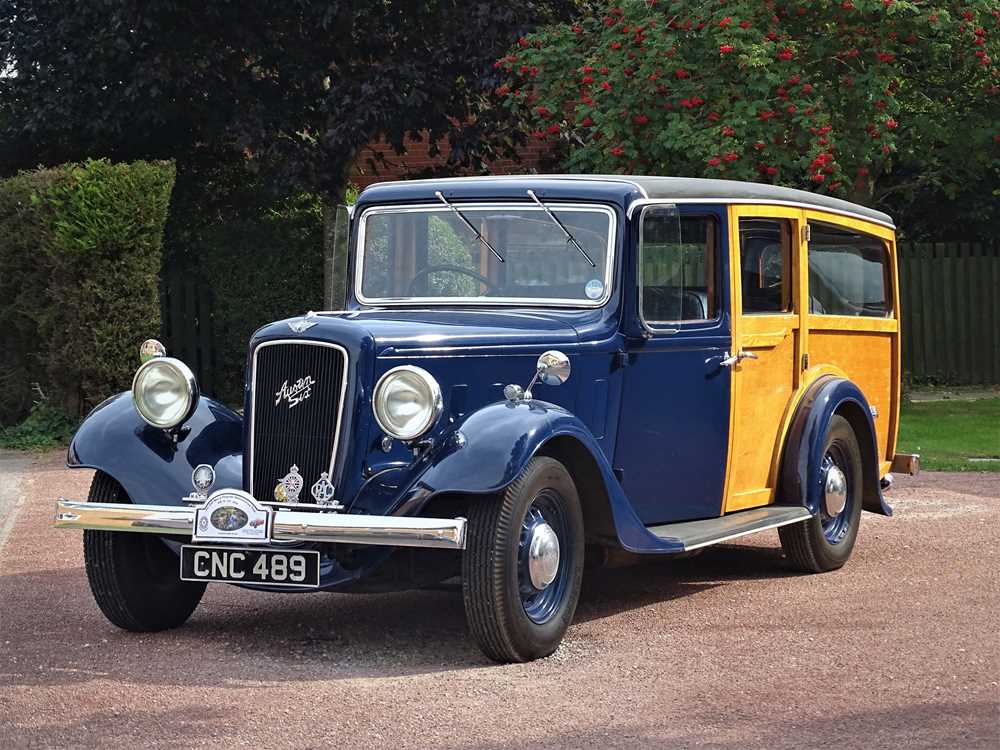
[0,1,574,196]
[499,0,1000,235]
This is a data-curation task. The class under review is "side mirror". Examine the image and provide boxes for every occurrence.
[536,350,571,386]
[504,350,571,403]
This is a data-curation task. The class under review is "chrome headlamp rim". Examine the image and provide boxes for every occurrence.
[372,365,443,442]
[131,356,199,429]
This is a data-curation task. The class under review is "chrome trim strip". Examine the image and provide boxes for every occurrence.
[55,499,467,550]
[625,197,896,229]
[354,202,618,308]
[681,513,809,551]
[647,505,812,552]
[248,339,350,499]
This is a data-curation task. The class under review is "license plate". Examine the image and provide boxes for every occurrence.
[180,545,320,588]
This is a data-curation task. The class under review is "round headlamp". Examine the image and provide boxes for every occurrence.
[131,357,199,429]
[372,366,442,441]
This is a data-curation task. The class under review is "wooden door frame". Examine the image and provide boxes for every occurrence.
[723,204,807,512]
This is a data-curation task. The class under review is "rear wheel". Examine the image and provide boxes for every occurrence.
[779,415,863,573]
[83,471,205,631]
[462,457,585,663]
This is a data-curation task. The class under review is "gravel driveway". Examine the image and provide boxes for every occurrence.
[1,453,997,749]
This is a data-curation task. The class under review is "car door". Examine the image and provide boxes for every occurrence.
[613,204,732,525]
[723,206,804,511]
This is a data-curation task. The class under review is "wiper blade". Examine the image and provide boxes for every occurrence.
[526,189,596,268]
[434,191,504,263]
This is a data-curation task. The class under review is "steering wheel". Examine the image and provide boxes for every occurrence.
[406,265,497,296]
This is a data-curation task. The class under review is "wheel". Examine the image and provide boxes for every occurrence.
[779,414,864,573]
[462,457,585,663]
[83,471,205,631]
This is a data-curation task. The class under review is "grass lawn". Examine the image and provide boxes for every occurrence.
[897,398,1000,472]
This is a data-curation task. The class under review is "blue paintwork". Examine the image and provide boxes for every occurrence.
[68,392,244,504]
[613,205,731,523]
[780,376,891,518]
[368,401,687,555]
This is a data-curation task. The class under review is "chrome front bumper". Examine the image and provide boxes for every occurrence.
[55,499,467,550]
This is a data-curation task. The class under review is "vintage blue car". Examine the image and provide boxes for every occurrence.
[56,175,919,662]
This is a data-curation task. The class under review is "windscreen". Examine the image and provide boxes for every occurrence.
[357,205,615,305]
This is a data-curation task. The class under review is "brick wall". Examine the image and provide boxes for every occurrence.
[350,132,553,188]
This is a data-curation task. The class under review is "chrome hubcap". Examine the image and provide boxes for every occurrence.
[824,464,848,517]
[527,522,560,590]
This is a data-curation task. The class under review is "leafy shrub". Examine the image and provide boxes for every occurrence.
[0,168,57,422]
[0,159,175,425]
[0,387,77,451]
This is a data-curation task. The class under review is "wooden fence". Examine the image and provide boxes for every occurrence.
[897,241,999,385]
[160,267,217,398]
[161,240,1000,392]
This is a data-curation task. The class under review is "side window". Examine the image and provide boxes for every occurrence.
[739,218,793,314]
[640,207,717,324]
[808,222,891,317]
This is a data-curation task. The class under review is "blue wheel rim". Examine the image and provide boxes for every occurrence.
[517,489,571,625]
[820,446,854,544]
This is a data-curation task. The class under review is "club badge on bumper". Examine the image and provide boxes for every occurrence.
[193,490,271,544]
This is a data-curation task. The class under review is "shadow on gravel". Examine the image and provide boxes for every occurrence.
[443,699,999,750]
[574,543,794,625]
[0,541,796,687]
[1,704,241,750]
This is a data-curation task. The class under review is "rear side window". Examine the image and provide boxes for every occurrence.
[640,207,717,324]
[740,218,792,314]
[808,222,891,317]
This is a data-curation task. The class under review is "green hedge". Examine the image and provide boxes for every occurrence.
[0,159,175,424]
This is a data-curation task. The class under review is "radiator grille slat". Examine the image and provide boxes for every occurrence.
[250,342,347,500]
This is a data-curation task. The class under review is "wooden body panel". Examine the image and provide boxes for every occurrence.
[726,315,798,511]
[724,205,804,512]
[724,205,899,514]
[809,329,895,465]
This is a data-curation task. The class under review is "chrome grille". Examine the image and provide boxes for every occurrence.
[249,340,348,501]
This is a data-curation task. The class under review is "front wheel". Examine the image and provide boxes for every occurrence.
[779,414,864,573]
[462,457,585,663]
[83,471,205,631]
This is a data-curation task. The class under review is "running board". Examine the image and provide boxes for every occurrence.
[647,506,812,552]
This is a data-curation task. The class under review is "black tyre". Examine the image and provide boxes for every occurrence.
[779,415,863,573]
[83,471,205,631]
[462,457,585,663]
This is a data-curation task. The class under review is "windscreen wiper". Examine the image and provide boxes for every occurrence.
[434,191,504,263]
[526,189,596,268]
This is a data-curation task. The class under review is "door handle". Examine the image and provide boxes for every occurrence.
[721,350,759,367]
